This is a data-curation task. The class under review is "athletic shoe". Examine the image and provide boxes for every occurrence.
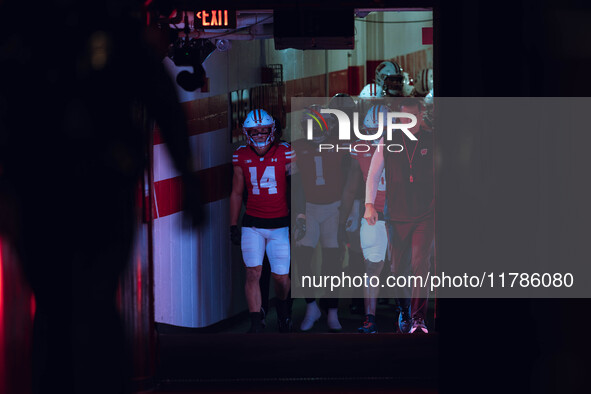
[300,301,322,331]
[358,314,378,334]
[409,317,428,334]
[397,308,411,333]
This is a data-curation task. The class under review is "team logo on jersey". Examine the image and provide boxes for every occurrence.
[246,159,252,163]
[271,158,278,162]
[421,148,428,156]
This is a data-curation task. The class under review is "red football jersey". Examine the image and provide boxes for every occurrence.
[292,138,348,204]
[351,141,386,213]
[232,142,294,219]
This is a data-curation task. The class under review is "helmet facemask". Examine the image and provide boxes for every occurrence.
[244,125,275,155]
[243,109,276,155]
[382,75,404,97]
[375,61,404,97]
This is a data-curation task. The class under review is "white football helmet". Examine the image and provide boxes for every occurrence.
[243,109,276,152]
[359,83,383,100]
[415,68,434,96]
[375,61,404,97]
[362,104,390,138]
[358,84,384,119]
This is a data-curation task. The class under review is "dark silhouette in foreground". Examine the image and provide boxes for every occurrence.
[0,2,204,393]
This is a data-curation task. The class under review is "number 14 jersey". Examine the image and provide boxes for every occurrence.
[232,142,295,219]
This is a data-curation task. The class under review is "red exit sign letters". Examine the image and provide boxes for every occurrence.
[194,10,236,29]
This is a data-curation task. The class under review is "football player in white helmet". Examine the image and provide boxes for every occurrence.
[359,83,383,100]
[375,61,404,97]
[242,109,277,155]
[231,109,295,333]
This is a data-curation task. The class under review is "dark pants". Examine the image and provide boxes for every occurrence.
[388,216,435,320]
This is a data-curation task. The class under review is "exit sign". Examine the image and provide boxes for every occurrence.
[194,10,236,29]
